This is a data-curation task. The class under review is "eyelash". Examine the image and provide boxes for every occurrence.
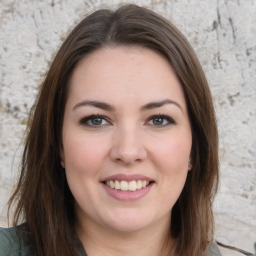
[79,114,110,127]
[147,114,176,127]
[79,114,176,128]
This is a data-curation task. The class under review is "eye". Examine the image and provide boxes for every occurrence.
[79,114,110,127]
[147,115,175,127]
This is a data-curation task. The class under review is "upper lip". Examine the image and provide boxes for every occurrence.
[101,174,153,182]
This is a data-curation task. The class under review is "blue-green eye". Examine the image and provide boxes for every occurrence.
[148,115,175,127]
[80,115,109,127]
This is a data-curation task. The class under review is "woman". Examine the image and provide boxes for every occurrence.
[0,4,221,256]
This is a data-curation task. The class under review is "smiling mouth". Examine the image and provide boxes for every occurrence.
[103,180,153,192]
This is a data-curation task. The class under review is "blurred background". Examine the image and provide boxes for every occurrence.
[0,1,255,255]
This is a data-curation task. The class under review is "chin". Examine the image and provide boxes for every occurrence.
[107,220,149,233]
[101,208,156,233]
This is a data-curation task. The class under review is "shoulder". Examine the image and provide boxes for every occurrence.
[0,224,33,256]
[0,226,18,255]
[207,242,222,256]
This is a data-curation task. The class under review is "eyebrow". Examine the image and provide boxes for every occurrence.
[73,99,183,112]
[140,99,183,112]
[73,100,114,111]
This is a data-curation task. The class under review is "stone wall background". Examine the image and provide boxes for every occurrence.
[0,0,255,255]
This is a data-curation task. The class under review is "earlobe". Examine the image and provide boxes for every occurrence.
[60,148,65,168]
[60,159,65,168]
[188,158,192,171]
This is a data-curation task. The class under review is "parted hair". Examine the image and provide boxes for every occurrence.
[8,4,219,256]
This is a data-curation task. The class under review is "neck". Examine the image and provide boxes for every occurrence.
[76,215,173,256]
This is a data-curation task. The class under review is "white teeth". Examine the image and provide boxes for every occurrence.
[105,180,150,191]
[109,180,115,188]
[120,181,128,191]
[137,180,142,189]
[114,180,120,189]
[128,180,137,191]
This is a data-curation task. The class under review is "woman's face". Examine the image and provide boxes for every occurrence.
[61,46,192,234]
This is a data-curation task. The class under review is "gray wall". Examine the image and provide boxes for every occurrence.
[0,1,255,255]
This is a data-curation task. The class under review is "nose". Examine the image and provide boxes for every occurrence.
[110,126,147,165]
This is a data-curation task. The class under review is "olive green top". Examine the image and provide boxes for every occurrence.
[0,224,221,255]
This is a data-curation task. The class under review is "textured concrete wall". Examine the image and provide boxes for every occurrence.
[0,0,255,255]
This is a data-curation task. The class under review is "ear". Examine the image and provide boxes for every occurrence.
[188,158,192,171]
[59,148,65,168]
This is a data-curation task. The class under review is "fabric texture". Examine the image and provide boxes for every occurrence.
[0,224,222,256]
[207,243,222,256]
[0,224,33,256]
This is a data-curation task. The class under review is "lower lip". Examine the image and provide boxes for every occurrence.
[102,182,154,201]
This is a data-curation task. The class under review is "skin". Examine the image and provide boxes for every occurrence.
[61,46,192,256]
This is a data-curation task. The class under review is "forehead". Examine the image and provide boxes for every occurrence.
[68,46,187,110]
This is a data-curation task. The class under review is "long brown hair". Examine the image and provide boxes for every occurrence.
[8,4,219,256]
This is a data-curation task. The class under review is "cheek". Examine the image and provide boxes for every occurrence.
[154,138,191,205]
[152,136,191,172]
[63,137,109,204]
[62,135,109,176]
